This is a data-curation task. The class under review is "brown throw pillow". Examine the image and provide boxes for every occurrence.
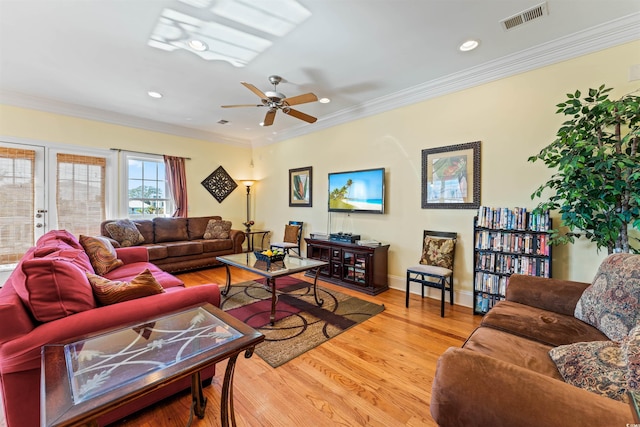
[420,236,455,269]
[87,268,165,305]
[203,219,232,239]
[283,225,300,243]
[79,235,124,275]
[104,219,145,247]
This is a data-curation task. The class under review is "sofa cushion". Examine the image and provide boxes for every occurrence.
[154,217,188,243]
[624,325,639,392]
[164,241,203,257]
[420,235,455,269]
[463,326,563,381]
[79,235,124,275]
[133,219,154,244]
[481,300,608,347]
[575,253,640,342]
[549,340,629,402]
[145,244,169,261]
[18,253,96,322]
[36,229,83,250]
[103,262,184,289]
[203,219,232,239]
[201,239,233,253]
[188,216,221,240]
[87,268,165,305]
[104,219,145,247]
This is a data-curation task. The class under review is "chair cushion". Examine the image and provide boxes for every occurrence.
[203,219,232,239]
[549,340,629,402]
[574,253,640,341]
[79,235,124,275]
[87,268,165,305]
[407,264,452,277]
[104,219,145,247]
[420,236,455,269]
[283,225,300,243]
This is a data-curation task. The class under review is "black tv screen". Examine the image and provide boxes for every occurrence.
[328,168,385,214]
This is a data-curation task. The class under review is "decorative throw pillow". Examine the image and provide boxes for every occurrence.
[624,325,640,392]
[203,219,232,239]
[283,225,300,243]
[87,268,165,305]
[549,340,629,402]
[420,236,456,269]
[575,253,640,341]
[104,219,145,247]
[79,235,124,275]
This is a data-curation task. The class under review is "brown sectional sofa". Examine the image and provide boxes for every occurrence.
[431,253,639,427]
[100,216,245,273]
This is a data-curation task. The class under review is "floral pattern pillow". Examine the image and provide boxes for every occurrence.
[575,253,640,341]
[549,340,629,402]
[420,236,456,269]
[203,219,232,239]
[624,325,640,392]
[104,219,145,247]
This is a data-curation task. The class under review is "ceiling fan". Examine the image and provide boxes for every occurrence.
[221,75,318,126]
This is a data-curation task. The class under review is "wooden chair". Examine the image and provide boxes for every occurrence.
[270,221,303,256]
[406,230,457,317]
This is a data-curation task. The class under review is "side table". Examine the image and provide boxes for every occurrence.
[244,230,270,252]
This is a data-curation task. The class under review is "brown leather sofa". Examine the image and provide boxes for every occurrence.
[431,254,639,427]
[100,216,245,273]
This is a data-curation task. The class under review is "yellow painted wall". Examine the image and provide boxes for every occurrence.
[253,40,640,302]
[0,106,253,225]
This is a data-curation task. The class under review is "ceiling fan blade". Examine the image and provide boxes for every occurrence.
[221,104,263,108]
[284,108,317,123]
[241,82,267,99]
[284,92,318,106]
[263,109,276,126]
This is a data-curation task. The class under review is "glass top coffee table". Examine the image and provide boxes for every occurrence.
[41,303,264,427]
[216,253,329,325]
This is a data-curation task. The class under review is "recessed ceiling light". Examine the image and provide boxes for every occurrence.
[459,40,479,52]
[319,98,330,104]
[148,91,163,98]
[188,39,208,52]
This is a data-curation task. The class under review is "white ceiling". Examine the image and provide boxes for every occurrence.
[1,0,639,147]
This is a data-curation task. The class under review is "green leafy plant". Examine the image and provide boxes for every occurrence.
[529,85,640,254]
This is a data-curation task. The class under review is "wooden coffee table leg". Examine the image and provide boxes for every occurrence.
[189,371,207,425]
[221,264,231,296]
[221,353,239,427]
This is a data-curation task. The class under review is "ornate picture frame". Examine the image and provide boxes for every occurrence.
[289,166,312,207]
[421,141,481,209]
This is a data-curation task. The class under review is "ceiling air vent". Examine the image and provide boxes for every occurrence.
[501,2,548,31]
[217,119,229,125]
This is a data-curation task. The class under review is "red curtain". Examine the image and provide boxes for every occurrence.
[163,155,188,218]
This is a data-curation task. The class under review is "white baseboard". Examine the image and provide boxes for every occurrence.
[387,274,474,309]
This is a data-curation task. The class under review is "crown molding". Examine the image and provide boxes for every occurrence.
[0,90,252,147]
[255,12,640,146]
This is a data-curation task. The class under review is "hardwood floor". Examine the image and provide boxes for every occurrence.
[109,266,481,427]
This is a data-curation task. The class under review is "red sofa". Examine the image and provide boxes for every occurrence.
[0,230,221,427]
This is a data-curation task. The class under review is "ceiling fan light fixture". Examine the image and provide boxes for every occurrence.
[459,39,479,52]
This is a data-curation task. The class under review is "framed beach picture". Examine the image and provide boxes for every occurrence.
[289,166,312,207]
[421,141,481,209]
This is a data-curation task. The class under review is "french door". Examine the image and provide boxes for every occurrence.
[0,140,111,283]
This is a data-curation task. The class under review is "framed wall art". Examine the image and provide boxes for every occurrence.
[201,165,238,203]
[421,141,481,209]
[289,166,312,207]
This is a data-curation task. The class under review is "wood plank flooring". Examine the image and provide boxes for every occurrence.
[109,266,481,427]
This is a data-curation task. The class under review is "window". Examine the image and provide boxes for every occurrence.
[126,155,172,219]
[56,153,107,237]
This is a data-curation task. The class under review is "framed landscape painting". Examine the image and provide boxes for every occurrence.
[421,141,481,209]
[289,166,312,207]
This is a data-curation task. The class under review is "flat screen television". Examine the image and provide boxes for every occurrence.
[328,167,385,214]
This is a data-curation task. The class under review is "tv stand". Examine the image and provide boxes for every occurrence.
[304,238,389,295]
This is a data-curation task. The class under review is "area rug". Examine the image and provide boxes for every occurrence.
[220,277,385,367]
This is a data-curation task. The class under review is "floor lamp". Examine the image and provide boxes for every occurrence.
[242,180,255,232]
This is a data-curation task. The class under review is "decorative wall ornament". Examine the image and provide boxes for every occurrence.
[201,166,238,203]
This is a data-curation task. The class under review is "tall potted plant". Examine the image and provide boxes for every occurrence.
[529,85,639,254]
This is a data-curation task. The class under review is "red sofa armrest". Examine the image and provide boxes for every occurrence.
[115,246,149,264]
[0,284,221,374]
